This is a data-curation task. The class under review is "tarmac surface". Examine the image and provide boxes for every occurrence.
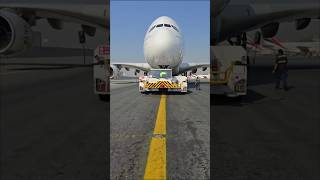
[0,56,108,180]
[110,80,210,179]
[1,55,319,179]
[211,56,320,180]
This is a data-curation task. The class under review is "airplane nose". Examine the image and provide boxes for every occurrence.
[153,30,181,54]
[144,28,183,68]
[153,30,177,52]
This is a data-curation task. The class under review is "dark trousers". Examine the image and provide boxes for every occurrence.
[195,81,200,90]
[275,71,288,89]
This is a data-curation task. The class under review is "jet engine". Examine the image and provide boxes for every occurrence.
[192,68,197,74]
[295,18,311,30]
[110,64,121,79]
[0,9,33,55]
[202,67,207,71]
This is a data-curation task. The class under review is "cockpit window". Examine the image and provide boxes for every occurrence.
[151,24,179,32]
[149,25,156,32]
[171,25,179,32]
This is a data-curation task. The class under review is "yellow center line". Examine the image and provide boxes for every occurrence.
[144,94,167,180]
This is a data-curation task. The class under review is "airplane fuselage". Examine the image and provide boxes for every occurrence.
[144,16,183,74]
[211,0,320,45]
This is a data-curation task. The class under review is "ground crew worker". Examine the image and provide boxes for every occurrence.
[195,76,201,90]
[272,49,289,91]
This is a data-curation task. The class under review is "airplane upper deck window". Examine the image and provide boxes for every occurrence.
[152,24,179,32]
[171,25,179,32]
[149,25,156,32]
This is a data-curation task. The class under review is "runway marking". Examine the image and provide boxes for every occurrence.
[144,94,167,180]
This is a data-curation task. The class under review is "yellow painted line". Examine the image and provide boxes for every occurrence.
[144,137,166,180]
[154,95,166,135]
[144,94,167,180]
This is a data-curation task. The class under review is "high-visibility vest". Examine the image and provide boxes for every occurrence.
[276,54,288,71]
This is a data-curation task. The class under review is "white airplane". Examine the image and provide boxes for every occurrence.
[247,35,320,57]
[1,0,319,71]
[110,16,209,78]
[212,0,320,45]
[0,2,109,55]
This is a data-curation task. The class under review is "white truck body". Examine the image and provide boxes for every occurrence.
[93,45,110,100]
[139,69,188,93]
[211,46,247,97]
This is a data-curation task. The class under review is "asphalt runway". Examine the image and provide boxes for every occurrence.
[1,55,319,179]
[110,81,210,179]
[0,57,108,180]
[211,57,320,180]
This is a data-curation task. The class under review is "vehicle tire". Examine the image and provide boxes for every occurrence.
[234,96,243,102]
[99,94,109,101]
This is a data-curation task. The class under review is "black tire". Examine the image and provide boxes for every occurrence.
[98,94,109,101]
[234,95,243,102]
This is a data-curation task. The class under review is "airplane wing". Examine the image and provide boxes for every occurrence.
[178,63,210,74]
[212,1,320,44]
[296,46,312,54]
[0,3,109,29]
[111,62,210,75]
[111,63,151,72]
[249,35,320,56]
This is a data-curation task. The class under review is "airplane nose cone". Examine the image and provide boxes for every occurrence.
[153,30,175,51]
[144,29,183,68]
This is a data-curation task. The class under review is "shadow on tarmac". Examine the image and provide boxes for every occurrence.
[141,91,192,95]
[248,66,320,86]
[211,89,266,106]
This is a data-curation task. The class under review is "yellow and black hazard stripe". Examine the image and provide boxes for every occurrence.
[144,81,180,89]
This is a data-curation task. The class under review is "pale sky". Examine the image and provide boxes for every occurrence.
[111,0,210,63]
